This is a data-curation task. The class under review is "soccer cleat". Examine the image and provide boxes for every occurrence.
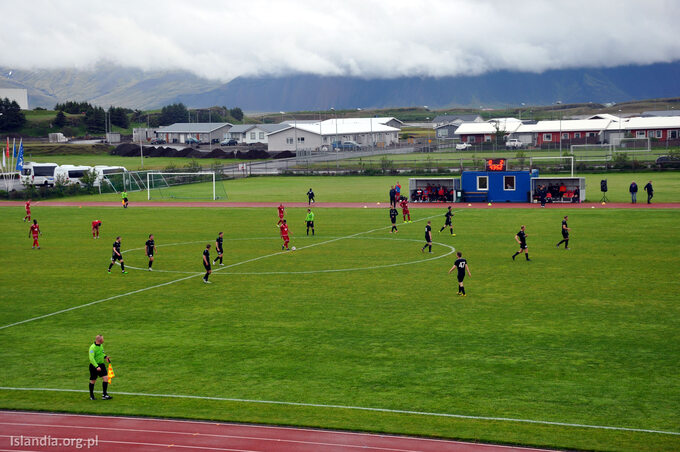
[512,255,516,260]
[526,258,532,261]
[148,268,152,271]
[219,263,225,266]
[565,247,570,250]
[556,244,559,248]
[281,245,284,250]
[122,271,128,274]
[90,395,96,400]
[452,233,456,237]
[102,394,113,400]
[462,294,467,297]
[107,270,111,274]
[409,220,412,223]
[203,279,209,284]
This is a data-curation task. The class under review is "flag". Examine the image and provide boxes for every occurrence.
[107,363,115,383]
[2,137,6,169]
[15,139,24,171]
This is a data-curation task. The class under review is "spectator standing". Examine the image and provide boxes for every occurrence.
[389,186,396,207]
[307,188,315,205]
[643,180,653,204]
[629,181,638,204]
[395,181,401,201]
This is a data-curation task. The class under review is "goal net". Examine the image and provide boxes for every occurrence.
[569,143,613,159]
[614,138,651,153]
[146,172,227,200]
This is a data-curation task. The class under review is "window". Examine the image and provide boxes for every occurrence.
[636,130,646,138]
[653,130,662,138]
[259,132,264,139]
[670,130,678,139]
[297,137,305,143]
[543,133,552,142]
[477,176,488,191]
[586,132,596,138]
[467,136,475,143]
[503,176,516,191]
[438,128,448,137]
[484,135,491,142]
[574,132,581,138]
[286,137,294,144]
[250,132,256,139]
[562,132,569,140]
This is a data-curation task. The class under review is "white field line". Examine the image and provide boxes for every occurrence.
[0,214,441,331]
[0,387,677,437]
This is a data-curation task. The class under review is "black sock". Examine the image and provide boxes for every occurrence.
[565,240,569,248]
[525,253,530,260]
[512,252,519,258]
[148,261,153,268]
[461,286,466,295]
[204,272,209,281]
[102,381,108,395]
[220,256,223,264]
[108,263,113,270]
[457,286,461,293]
[428,245,432,252]
[89,383,95,398]
[307,229,309,235]
[440,227,445,232]
[450,228,454,235]
[121,262,125,271]
[312,229,314,235]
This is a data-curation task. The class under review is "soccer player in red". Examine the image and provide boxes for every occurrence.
[277,203,285,226]
[29,219,41,249]
[92,220,102,239]
[399,197,411,223]
[23,199,31,222]
[279,219,290,250]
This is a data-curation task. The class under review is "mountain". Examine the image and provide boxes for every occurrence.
[1,62,679,111]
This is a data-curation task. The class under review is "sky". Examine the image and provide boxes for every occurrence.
[2,0,680,81]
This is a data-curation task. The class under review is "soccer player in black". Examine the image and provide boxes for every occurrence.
[512,225,530,261]
[421,221,433,253]
[213,232,224,265]
[202,244,212,284]
[448,251,471,296]
[556,215,570,250]
[439,206,456,236]
[145,234,157,270]
[108,236,127,274]
[389,207,398,233]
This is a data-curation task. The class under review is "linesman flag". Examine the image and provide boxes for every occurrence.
[107,363,115,384]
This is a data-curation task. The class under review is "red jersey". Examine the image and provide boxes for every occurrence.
[30,224,40,237]
[278,205,285,218]
[92,220,102,229]
[25,201,31,212]
[400,199,409,211]
[279,223,289,237]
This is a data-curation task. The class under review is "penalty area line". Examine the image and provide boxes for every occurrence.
[0,387,677,437]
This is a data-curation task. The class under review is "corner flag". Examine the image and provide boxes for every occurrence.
[15,139,23,172]
[107,363,115,383]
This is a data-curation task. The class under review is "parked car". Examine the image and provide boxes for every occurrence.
[220,139,238,146]
[20,162,58,186]
[656,155,680,168]
[455,142,472,150]
[150,138,166,145]
[185,137,199,144]
[505,138,524,149]
[332,140,363,150]
[211,138,220,144]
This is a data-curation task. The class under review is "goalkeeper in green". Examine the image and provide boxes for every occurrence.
[305,209,315,236]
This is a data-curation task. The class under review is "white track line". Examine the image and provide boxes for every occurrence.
[0,215,440,331]
[0,387,677,437]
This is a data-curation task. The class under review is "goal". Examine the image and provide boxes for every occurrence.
[614,138,651,153]
[146,172,227,200]
[569,143,613,158]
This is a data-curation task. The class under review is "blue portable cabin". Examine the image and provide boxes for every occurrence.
[461,169,538,203]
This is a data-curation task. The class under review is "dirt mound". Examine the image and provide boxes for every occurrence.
[272,151,295,159]
[236,149,270,160]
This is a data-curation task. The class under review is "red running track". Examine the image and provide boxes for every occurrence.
[1,200,679,209]
[0,411,553,452]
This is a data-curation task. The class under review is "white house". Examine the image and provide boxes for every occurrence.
[228,124,288,144]
[155,123,232,144]
[267,118,401,152]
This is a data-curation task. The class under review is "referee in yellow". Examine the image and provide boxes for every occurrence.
[89,335,112,400]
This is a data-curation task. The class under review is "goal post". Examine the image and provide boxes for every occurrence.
[529,156,574,177]
[569,143,613,158]
[146,172,226,201]
[614,137,651,153]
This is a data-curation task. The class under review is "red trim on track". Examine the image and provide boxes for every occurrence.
[1,201,679,209]
[0,411,554,451]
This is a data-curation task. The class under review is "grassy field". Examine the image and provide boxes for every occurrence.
[0,203,679,451]
[43,172,680,204]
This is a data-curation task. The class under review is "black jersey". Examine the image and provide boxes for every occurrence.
[389,208,398,222]
[145,239,155,255]
[454,258,467,276]
[517,230,526,245]
[561,219,568,231]
[203,248,210,262]
[112,241,121,256]
[216,236,224,252]
[445,210,454,224]
[425,224,432,240]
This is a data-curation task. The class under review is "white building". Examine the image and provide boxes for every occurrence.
[155,123,232,144]
[0,88,29,109]
[227,124,288,144]
[267,118,401,152]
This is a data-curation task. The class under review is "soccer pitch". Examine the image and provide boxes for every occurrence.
[0,205,679,451]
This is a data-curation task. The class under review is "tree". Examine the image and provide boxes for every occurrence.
[55,101,92,114]
[53,110,66,128]
[84,106,106,133]
[108,107,130,129]
[229,107,244,122]
[158,103,189,126]
[0,98,27,131]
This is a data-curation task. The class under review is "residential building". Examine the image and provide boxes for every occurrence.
[431,114,483,128]
[227,124,288,144]
[155,123,232,144]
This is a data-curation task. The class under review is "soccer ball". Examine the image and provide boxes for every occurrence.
[487,202,492,206]
[363,206,367,208]
[467,203,472,207]
[291,246,296,251]
[601,202,606,205]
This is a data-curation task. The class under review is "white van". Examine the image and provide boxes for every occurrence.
[93,165,127,187]
[54,165,94,186]
[20,162,59,186]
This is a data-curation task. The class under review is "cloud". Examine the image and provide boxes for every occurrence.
[1,0,679,81]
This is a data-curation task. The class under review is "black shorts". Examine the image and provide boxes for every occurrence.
[307,221,314,227]
[457,273,465,283]
[89,363,107,380]
[391,218,396,224]
[203,263,211,271]
[111,254,122,261]
[216,248,223,255]
[147,250,154,257]
[123,198,128,202]
[445,219,452,226]
[425,235,432,242]
[519,243,527,250]
[562,232,569,239]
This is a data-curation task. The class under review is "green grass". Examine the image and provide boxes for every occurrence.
[0,204,679,451]
[40,172,680,204]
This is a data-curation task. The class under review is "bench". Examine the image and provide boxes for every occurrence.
[463,191,488,202]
